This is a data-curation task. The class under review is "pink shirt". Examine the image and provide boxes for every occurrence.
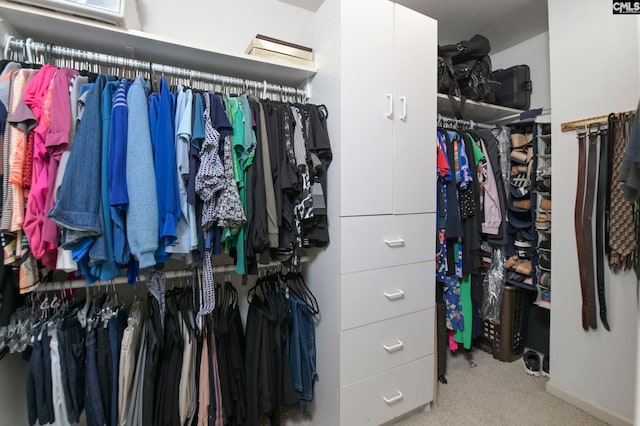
[22,64,58,268]
[42,67,78,248]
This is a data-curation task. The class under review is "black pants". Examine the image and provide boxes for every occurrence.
[26,324,54,425]
[57,315,86,423]
[97,323,113,422]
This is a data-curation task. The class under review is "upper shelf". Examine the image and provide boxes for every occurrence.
[437,94,522,125]
[0,1,316,87]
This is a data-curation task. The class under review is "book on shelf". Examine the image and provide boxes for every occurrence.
[246,47,314,68]
[245,34,314,62]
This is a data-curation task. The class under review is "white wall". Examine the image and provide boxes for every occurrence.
[547,1,639,424]
[491,31,550,110]
[137,0,316,55]
[0,353,28,425]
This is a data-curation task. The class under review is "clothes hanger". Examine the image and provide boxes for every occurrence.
[3,35,14,60]
[247,274,264,304]
[287,272,319,315]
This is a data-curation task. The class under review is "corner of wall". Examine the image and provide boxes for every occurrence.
[546,380,633,426]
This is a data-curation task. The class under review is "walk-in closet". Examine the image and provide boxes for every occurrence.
[0,0,638,425]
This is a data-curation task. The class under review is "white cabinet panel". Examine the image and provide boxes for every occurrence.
[339,0,394,216]
[340,355,434,425]
[341,261,434,330]
[340,309,434,386]
[340,214,435,274]
[393,5,438,215]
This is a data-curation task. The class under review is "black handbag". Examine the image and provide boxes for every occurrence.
[438,34,500,107]
[438,34,491,64]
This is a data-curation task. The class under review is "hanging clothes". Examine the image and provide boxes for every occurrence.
[1,63,332,289]
[436,124,509,351]
[9,269,319,426]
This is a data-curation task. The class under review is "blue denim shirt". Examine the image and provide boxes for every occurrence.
[49,75,109,245]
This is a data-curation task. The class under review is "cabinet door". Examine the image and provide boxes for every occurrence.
[339,0,394,216]
[393,5,437,214]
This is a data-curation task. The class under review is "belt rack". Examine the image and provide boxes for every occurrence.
[561,110,634,133]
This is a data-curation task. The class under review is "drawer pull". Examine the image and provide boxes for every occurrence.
[383,340,404,353]
[383,289,405,300]
[384,238,405,248]
[382,390,404,405]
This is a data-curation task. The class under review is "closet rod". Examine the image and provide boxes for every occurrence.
[33,256,310,292]
[437,114,495,130]
[561,110,634,132]
[4,35,308,100]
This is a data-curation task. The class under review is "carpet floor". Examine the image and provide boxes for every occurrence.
[394,349,607,426]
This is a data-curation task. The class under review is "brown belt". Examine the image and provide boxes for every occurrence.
[581,133,599,330]
[574,132,597,330]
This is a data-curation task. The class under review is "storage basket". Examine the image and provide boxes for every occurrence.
[481,285,531,362]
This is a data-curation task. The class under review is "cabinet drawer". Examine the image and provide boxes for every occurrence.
[340,355,434,425]
[340,309,434,386]
[341,262,434,330]
[340,214,435,274]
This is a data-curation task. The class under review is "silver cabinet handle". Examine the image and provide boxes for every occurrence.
[383,340,404,353]
[383,289,405,300]
[386,93,393,118]
[382,390,404,405]
[384,239,405,248]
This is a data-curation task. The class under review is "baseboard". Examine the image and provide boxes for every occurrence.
[546,381,633,426]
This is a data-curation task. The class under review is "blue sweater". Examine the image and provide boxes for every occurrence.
[149,76,181,263]
[125,77,158,268]
[109,79,131,265]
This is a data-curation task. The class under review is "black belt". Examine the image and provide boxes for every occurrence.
[595,129,610,330]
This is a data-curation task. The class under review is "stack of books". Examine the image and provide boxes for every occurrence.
[245,34,314,68]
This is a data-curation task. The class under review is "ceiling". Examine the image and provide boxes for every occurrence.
[395,0,548,53]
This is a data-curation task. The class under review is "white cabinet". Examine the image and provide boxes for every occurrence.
[340,0,394,216]
[339,0,437,217]
[393,4,437,215]
[340,309,435,385]
[340,262,435,330]
[340,356,434,426]
[340,214,434,274]
[308,0,437,424]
